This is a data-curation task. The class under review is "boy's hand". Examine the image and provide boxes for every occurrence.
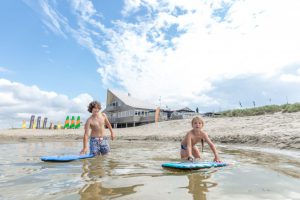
[187,156,194,162]
[111,132,115,140]
[213,156,221,163]
[80,148,88,155]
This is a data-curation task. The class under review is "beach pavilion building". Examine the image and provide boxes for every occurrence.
[170,107,196,119]
[103,89,168,128]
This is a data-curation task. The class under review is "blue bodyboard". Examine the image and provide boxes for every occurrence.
[162,161,227,170]
[41,154,95,162]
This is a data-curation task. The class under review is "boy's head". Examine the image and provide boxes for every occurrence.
[88,101,101,113]
[191,116,204,129]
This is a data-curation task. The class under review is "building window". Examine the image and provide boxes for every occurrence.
[129,110,134,116]
[111,101,120,107]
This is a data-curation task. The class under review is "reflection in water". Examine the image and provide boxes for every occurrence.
[81,158,106,180]
[181,170,218,200]
[79,157,143,199]
[224,148,300,179]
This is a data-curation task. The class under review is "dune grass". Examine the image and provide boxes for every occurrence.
[218,102,300,117]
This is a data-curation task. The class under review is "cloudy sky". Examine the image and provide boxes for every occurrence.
[1,0,300,129]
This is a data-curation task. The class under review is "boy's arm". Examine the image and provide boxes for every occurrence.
[103,113,115,140]
[186,133,193,160]
[204,133,220,162]
[80,120,90,154]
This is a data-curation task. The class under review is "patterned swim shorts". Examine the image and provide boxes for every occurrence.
[89,137,110,155]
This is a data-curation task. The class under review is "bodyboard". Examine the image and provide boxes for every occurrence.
[162,161,227,170]
[41,154,95,162]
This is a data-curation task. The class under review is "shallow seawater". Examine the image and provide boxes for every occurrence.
[0,141,300,200]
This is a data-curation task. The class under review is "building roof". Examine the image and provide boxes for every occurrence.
[175,107,195,112]
[107,89,157,110]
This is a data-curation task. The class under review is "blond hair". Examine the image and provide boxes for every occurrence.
[191,116,204,128]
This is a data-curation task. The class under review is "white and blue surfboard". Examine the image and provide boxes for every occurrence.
[41,154,95,162]
[162,161,227,170]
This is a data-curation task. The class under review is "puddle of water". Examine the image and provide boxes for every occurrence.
[0,141,299,200]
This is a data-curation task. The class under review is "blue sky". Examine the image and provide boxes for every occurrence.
[1,0,300,129]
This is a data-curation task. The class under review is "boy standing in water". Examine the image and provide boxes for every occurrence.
[181,116,220,162]
[80,101,115,155]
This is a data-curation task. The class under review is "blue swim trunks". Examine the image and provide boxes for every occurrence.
[89,137,110,155]
[181,144,187,150]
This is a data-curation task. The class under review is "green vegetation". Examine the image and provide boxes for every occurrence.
[217,103,300,117]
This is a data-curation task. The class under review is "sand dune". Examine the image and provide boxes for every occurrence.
[0,112,299,150]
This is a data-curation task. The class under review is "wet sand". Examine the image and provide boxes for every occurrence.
[0,112,300,150]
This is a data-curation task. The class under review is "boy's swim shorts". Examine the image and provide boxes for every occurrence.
[89,137,110,155]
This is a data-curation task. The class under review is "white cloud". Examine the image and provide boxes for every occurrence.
[0,67,10,73]
[95,0,300,107]
[32,0,300,109]
[280,74,300,83]
[0,79,93,129]
[71,0,97,20]
[40,1,69,38]
[280,68,300,83]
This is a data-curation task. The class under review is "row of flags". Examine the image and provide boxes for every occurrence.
[24,115,81,129]
[64,116,81,129]
[28,115,48,129]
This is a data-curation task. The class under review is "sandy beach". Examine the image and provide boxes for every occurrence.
[0,112,300,150]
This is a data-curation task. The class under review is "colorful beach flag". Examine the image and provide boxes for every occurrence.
[43,117,48,129]
[33,120,36,129]
[75,116,81,129]
[64,116,70,129]
[70,116,75,129]
[22,120,26,129]
[36,116,41,129]
[155,107,160,123]
[29,115,35,129]
[57,121,62,129]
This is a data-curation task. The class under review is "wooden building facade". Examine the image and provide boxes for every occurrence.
[103,89,168,128]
